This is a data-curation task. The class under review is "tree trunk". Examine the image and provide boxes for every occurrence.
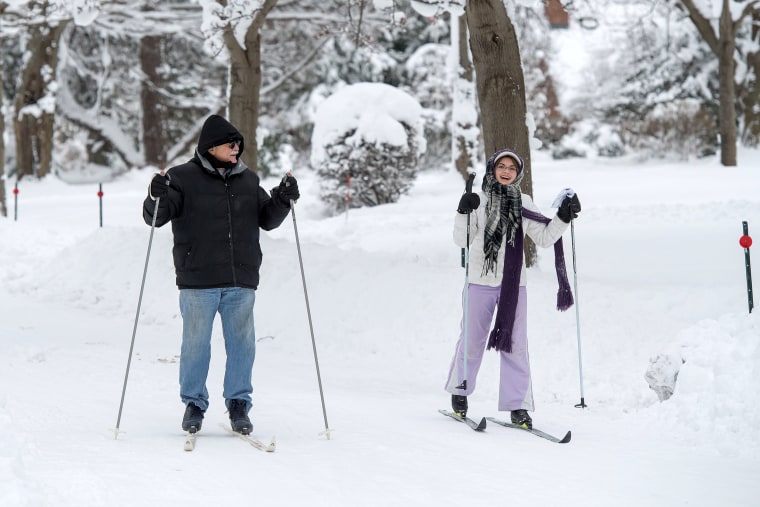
[224,0,278,173]
[679,0,745,166]
[466,0,536,265]
[453,14,479,181]
[141,34,167,168]
[13,21,67,178]
[718,3,737,166]
[739,11,760,146]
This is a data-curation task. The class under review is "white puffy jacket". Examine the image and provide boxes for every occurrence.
[453,192,568,287]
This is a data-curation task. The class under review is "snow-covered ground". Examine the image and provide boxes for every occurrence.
[1,149,759,506]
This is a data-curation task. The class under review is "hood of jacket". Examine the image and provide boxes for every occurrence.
[197,114,245,157]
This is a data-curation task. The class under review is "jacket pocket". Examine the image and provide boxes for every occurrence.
[173,244,195,271]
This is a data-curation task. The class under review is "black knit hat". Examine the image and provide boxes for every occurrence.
[197,114,245,156]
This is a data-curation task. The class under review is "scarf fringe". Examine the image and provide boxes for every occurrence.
[557,287,574,311]
[487,327,513,353]
[481,251,497,277]
[552,239,574,311]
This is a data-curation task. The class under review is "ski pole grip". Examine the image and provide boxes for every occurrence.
[465,172,475,193]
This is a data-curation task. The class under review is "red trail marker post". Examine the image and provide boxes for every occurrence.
[98,183,104,227]
[740,221,753,314]
[13,182,19,221]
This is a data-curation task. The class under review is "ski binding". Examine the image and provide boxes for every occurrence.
[439,409,487,431]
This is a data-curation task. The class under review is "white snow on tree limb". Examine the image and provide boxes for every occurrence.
[310,83,426,168]
[197,0,264,53]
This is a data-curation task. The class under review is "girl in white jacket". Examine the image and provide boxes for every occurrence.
[445,148,581,428]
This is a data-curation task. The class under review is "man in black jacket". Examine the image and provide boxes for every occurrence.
[143,114,299,436]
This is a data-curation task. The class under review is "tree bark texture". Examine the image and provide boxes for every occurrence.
[140,34,168,168]
[678,0,756,166]
[13,21,67,178]
[717,2,738,166]
[466,0,536,265]
[225,0,278,173]
[454,14,479,182]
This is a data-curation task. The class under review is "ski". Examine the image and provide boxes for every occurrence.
[486,417,571,444]
[183,431,197,451]
[439,409,487,431]
[220,424,276,452]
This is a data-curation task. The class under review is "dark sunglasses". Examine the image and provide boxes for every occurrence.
[227,139,241,149]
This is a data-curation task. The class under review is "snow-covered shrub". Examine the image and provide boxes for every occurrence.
[551,120,624,159]
[621,99,717,160]
[53,122,128,183]
[311,83,426,214]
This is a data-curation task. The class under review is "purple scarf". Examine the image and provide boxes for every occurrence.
[486,208,574,353]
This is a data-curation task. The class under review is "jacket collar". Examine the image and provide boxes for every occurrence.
[194,149,249,177]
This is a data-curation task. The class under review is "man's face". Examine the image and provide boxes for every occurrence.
[209,139,240,164]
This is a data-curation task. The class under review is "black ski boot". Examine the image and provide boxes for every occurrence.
[451,395,468,417]
[182,403,205,433]
[229,399,253,435]
[510,409,532,429]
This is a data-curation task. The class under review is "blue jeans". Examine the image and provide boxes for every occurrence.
[178,288,256,412]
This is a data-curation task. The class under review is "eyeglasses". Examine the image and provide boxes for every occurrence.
[227,139,241,149]
[495,163,518,173]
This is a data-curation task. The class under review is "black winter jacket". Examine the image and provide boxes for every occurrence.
[143,153,290,289]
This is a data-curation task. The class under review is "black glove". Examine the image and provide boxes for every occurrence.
[557,193,581,223]
[457,192,480,214]
[272,174,300,206]
[149,172,170,200]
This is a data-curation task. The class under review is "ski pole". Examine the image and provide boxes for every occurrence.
[570,219,587,408]
[286,175,332,439]
[456,172,476,392]
[114,196,160,438]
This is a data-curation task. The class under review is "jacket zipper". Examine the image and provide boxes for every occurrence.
[225,179,237,286]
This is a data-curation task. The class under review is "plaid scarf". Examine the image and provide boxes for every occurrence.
[481,155,524,276]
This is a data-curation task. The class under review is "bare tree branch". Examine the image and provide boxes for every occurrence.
[261,35,331,96]
[677,0,719,54]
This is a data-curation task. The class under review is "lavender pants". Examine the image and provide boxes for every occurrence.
[445,284,534,412]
